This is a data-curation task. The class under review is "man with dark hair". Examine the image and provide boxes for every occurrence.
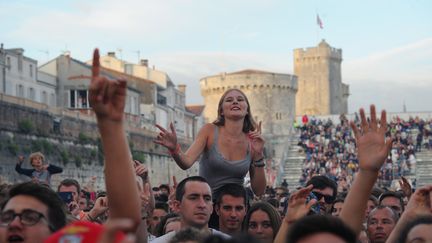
[214,183,247,235]
[0,182,67,243]
[378,191,405,216]
[286,215,356,243]
[152,176,230,243]
[366,205,398,243]
[148,202,169,235]
[57,178,82,219]
[306,175,337,214]
[159,184,170,196]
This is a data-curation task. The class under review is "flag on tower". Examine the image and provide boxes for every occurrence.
[317,14,323,29]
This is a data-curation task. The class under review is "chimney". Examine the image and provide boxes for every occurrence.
[140,59,148,67]
[178,84,186,94]
[107,52,116,57]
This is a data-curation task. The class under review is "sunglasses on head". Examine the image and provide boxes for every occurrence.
[312,191,335,204]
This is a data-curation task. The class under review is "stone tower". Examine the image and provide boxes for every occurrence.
[200,69,297,159]
[294,40,349,115]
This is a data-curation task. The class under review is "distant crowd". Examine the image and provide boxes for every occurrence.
[296,115,432,191]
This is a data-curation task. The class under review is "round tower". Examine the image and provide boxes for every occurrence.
[200,69,297,159]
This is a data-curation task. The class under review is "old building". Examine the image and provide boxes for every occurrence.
[294,40,350,116]
[0,44,56,106]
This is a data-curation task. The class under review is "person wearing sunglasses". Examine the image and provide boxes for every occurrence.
[305,175,337,215]
[0,182,67,243]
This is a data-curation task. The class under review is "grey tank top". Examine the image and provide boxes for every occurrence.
[199,126,251,197]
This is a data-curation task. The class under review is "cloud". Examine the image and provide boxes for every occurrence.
[344,38,432,86]
[151,51,292,104]
[344,38,432,112]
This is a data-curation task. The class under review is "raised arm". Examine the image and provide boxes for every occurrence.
[248,121,266,196]
[340,105,393,235]
[46,164,63,174]
[274,185,316,243]
[154,123,211,170]
[89,48,141,225]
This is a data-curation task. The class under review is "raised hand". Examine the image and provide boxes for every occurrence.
[399,176,412,199]
[89,49,127,122]
[89,196,109,220]
[285,185,317,223]
[154,122,178,151]
[350,105,393,172]
[17,155,24,165]
[248,121,265,160]
[405,184,432,216]
[134,160,148,181]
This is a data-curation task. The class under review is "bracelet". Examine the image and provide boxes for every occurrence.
[169,144,180,156]
[254,158,265,167]
[86,213,95,222]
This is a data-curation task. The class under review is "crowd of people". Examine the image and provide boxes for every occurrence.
[297,114,432,191]
[1,49,432,243]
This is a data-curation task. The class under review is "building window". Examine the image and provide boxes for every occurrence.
[28,87,35,100]
[42,91,48,104]
[6,57,11,70]
[77,90,88,108]
[50,93,55,106]
[17,84,24,97]
[18,55,23,72]
[70,90,75,108]
[29,64,33,77]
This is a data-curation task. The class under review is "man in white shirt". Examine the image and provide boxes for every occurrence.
[151,176,230,243]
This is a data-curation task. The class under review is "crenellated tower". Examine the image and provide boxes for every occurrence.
[294,40,349,116]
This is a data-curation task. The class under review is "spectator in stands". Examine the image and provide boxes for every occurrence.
[0,182,67,243]
[243,201,281,243]
[378,191,405,216]
[154,213,180,237]
[365,195,379,222]
[215,183,247,235]
[148,202,168,235]
[15,152,63,185]
[274,186,289,202]
[305,175,337,214]
[57,178,83,219]
[331,197,344,217]
[154,88,266,198]
[366,206,398,243]
[151,176,230,243]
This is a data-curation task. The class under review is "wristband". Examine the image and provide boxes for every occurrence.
[86,213,95,222]
[169,144,180,156]
[253,158,265,167]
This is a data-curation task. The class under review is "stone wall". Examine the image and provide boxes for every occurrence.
[0,97,198,189]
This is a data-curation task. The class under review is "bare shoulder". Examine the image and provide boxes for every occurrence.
[200,123,217,133]
[198,123,217,147]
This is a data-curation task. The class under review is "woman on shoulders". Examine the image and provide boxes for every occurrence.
[154,88,266,197]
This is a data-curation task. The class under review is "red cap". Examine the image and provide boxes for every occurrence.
[44,221,125,243]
